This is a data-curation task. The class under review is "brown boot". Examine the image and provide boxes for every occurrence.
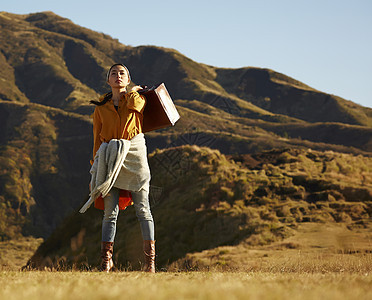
[100,241,114,272]
[143,240,156,273]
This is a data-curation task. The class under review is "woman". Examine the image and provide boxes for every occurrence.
[90,63,155,273]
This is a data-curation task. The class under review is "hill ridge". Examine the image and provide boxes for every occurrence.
[26,145,372,270]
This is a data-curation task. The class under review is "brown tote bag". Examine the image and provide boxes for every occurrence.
[139,83,180,133]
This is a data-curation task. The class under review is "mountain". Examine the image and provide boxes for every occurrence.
[0,11,371,269]
[0,100,92,239]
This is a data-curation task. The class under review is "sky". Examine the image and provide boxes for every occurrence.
[2,0,372,108]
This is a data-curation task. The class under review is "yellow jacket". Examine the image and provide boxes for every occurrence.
[91,91,146,163]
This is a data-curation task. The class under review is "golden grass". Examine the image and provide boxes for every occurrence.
[0,271,371,300]
[1,224,372,300]
[170,223,372,273]
[0,237,43,271]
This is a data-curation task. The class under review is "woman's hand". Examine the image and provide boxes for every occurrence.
[130,85,143,92]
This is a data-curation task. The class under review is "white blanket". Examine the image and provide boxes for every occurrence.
[79,133,151,213]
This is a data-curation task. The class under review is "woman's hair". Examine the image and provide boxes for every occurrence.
[90,92,112,106]
[90,63,131,106]
[106,63,131,82]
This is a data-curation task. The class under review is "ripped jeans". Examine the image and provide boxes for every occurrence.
[101,187,154,242]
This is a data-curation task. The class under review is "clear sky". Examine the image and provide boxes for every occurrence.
[2,0,371,108]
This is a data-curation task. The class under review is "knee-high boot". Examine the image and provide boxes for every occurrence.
[143,240,155,273]
[101,241,114,272]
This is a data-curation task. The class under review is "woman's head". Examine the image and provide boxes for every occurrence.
[106,63,131,89]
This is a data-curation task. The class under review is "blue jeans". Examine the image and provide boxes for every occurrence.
[102,187,154,242]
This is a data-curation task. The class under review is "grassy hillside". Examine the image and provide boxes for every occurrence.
[0,100,92,240]
[26,146,372,270]
[215,67,372,126]
[147,102,372,154]
[1,97,370,244]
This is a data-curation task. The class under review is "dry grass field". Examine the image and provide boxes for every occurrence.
[0,237,43,271]
[1,270,371,300]
[1,223,371,300]
[172,223,372,273]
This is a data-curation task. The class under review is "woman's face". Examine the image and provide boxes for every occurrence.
[107,65,130,89]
